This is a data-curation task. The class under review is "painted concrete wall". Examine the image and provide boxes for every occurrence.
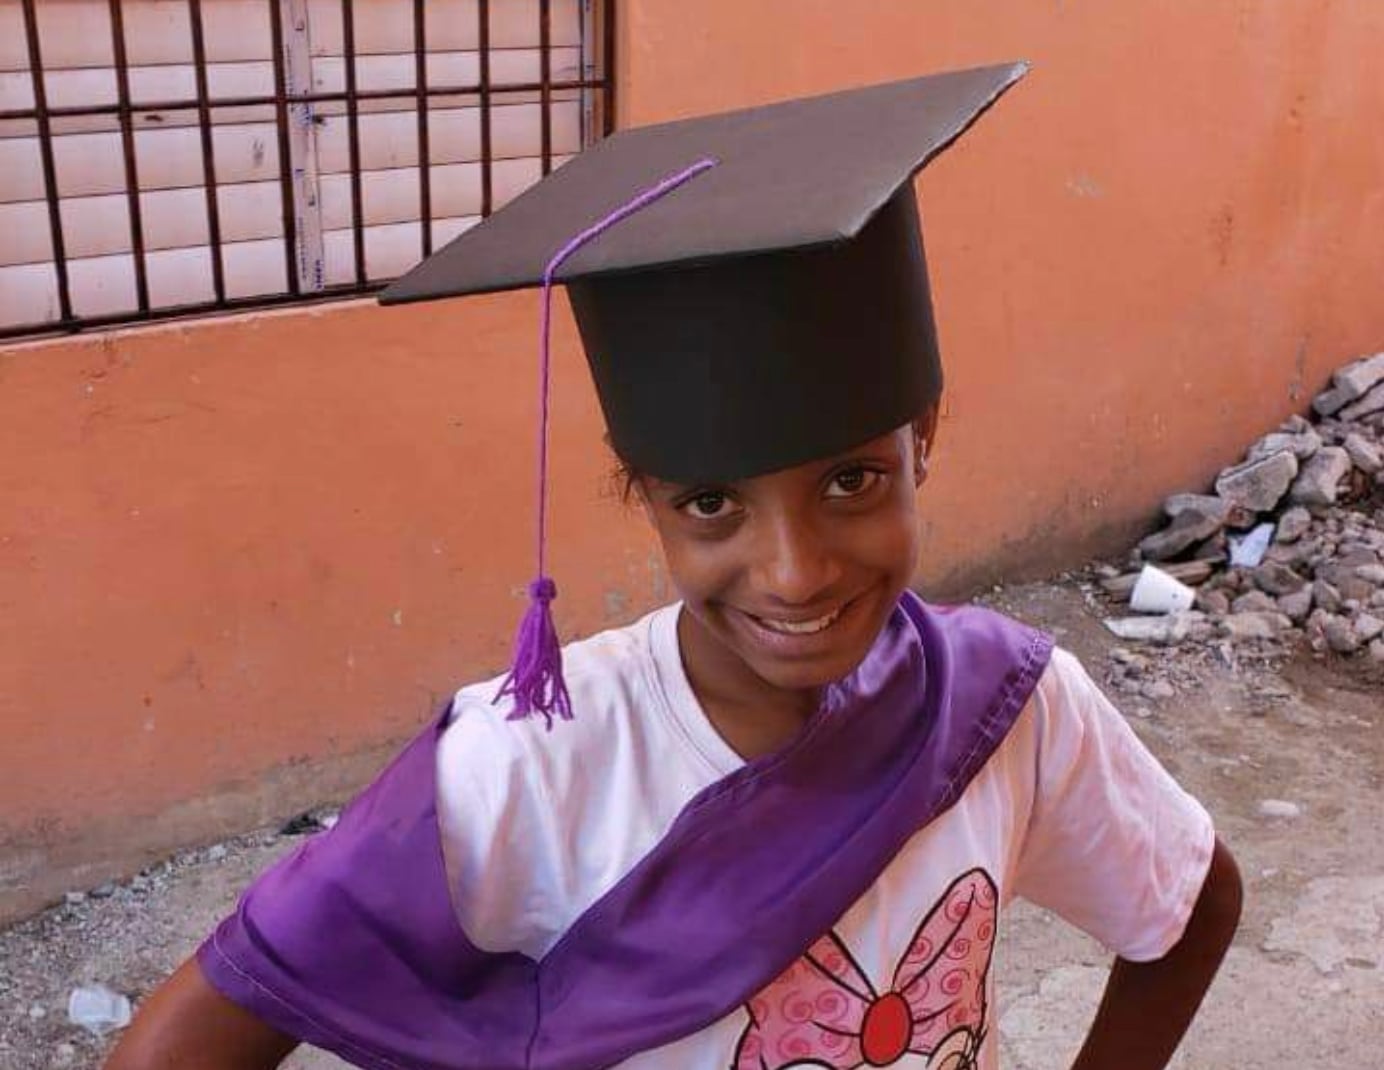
[4,1,1383,920]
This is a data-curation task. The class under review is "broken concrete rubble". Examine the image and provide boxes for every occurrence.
[1311,352,1384,416]
[1102,351,1384,665]
[1288,446,1353,508]
[1214,451,1299,513]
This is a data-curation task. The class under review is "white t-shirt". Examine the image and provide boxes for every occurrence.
[436,604,1215,1070]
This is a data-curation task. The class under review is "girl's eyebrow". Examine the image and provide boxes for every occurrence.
[649,477,735,497]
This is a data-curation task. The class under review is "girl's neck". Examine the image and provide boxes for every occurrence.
[676,607,821,761]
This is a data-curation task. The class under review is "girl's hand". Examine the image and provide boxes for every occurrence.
[1069,837,1243,1070]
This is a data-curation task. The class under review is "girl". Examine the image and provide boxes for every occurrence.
[106,65,1241,1070]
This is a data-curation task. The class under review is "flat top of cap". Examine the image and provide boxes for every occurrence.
[379,62,1027,305]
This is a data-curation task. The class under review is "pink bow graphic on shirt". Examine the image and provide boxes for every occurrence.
[732,869,997,1069]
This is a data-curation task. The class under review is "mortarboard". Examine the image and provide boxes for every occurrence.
[379,63,1028,723]
[382,62,1026,482]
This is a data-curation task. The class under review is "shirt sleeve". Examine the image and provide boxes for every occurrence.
[1011,647,1216,962]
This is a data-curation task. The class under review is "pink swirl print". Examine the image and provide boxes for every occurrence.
[732,869,997,1069]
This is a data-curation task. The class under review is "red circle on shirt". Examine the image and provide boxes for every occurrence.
[860,991,913,1065]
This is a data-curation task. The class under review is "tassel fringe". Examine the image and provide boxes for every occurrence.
[495,578,573,730]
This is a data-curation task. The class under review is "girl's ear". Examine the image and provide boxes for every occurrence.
[633,479,655,524]
[620,466,655,524]
[912,405,939,488]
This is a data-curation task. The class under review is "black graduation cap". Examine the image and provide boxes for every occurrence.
[380,62,1027,484]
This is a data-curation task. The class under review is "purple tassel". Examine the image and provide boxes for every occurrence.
[495,157,718,726]
[495,578,572,730]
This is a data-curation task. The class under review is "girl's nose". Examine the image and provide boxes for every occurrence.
[751,513,843,606]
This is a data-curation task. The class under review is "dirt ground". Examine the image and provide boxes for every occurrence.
[1,574,1381,1069]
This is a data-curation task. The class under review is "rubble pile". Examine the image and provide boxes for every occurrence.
[1103,352,1384,663]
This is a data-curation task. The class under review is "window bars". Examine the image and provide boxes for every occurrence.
[0,0,615,340]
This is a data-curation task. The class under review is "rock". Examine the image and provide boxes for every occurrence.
[64,891,87,906]
[1139,508,1225,561]
[1334,576,1378,604]
[1356,563,1384,585]
[1215,451,1299,513]
[1332,351,1384,397]
[1355,613,1384,643]
[1232,590,1278,614]
[1252,561,1308,596]
[1192,532,1230,563]
[1224,503,1261,530]
[1162,493,1231,523]
[1218,567,1252,594]
[1370,639,1384,664]
[1289,446,1353,507]
[1275,506,1313,544]
[90,882,116,899]
[1258,799,1303,819]
[1315,353,1384,415]
[1142,679,1176,701]
[1277,588,1314,623]
[1264,539,1316,568]
[1344,432,1384,474]
[1221,611,1291,641]
[1337,548,1382,569]
[1104,611,1205,644]
[206,844,228,862]
[1323,614,1362,654]
[1315,557,1379,597]
[1248,427,1322,461]
[280,812,324,836]
[1197,588,1231,615]
[1314,383,1355,417]
[1340,381,1384,422]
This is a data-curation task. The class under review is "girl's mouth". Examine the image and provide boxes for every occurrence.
[749,605,845,635]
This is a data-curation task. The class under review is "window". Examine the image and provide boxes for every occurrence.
[0,0,615,339]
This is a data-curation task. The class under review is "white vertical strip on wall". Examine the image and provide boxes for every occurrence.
[284,0,326,292]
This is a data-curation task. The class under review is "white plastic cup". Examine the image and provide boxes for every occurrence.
[67,985,132,1036]
[1129,564,1197,614]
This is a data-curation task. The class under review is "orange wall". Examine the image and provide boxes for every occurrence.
[4,1,1384,919]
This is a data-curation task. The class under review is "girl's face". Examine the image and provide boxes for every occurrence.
[636,419,931,698]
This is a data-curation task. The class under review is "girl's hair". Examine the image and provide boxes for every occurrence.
[610,405,940,504]
[615,456,641,505]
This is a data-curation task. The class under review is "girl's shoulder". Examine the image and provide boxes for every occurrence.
[433,603,719,958]
[437,601,688,795]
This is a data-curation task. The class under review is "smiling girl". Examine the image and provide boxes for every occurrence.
[107,66,1240,1070]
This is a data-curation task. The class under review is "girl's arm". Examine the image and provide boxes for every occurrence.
[1069,837,1243,1070]
[103,958,298,1070]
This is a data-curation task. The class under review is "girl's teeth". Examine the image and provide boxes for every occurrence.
[757,608,841,634]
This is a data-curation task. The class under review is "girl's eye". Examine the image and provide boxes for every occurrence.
[825,467,881,498]
[678,490,736,520]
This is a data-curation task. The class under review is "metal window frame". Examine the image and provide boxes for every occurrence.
[2,0,617,342]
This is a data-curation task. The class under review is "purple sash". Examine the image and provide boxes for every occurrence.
[198,594,1052,1069]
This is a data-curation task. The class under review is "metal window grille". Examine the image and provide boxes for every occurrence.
[0,0,615,340]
